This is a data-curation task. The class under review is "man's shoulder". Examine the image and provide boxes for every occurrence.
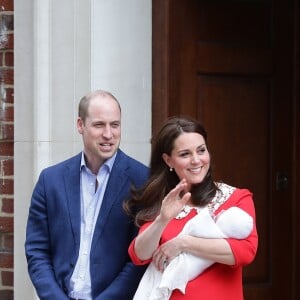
[116,149,147,168]
[114,150,149,185]
[42,153,81,174]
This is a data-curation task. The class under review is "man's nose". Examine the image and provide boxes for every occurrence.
[103,125,113,138]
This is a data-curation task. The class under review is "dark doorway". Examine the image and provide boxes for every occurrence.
[152,0,299,299]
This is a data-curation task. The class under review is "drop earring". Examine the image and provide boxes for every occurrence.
[169,167,173,172]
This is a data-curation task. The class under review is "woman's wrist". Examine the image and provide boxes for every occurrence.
[154,213,170,227]
[179,234,190,253]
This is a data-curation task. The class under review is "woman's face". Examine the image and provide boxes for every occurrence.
[163,132,210,190]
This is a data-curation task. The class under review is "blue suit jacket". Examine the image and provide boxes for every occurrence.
[25,149,149,300]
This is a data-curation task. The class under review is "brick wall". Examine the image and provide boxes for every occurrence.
[0,0,14,299]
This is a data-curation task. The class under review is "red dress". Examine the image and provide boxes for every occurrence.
[128,185,258,300]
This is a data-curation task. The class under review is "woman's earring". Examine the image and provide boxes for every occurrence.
[169,167,173,172]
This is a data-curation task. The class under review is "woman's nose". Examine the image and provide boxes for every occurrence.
[191,154,200,164]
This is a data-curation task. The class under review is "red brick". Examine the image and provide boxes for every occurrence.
[0,158,13,175]
[1,270,13,286]
[0,68,13,84]
[0,179,13,195]
[3,88,13,103]
[0,290,13,300]
[0,33,13,50]
[0,123,14,140]
[0,87,14,103]
[6,33,13,50]
[2,198,13,214]
[0,141,13,155]
[4,51,13,67]
[0,106,13,122]
[0,252,13,268]
[0,0,14,11]
[0,15,13,32]
[2,234,13,249]
[0,141,14,156]
[0,217,13,233]
[1,159,12,174]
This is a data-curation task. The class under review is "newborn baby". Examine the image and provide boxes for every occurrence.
[133,206,253,300]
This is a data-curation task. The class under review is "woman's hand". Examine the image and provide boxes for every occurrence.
[158,179,191,223]
[152,236,184,271]
[134,179,190,262]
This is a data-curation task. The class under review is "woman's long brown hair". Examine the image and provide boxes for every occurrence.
[124,116,219,227]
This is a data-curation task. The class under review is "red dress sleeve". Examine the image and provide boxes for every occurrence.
[215,188,258,267]
[128,222,153,265]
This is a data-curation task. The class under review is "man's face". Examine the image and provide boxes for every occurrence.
[77,95,121,170]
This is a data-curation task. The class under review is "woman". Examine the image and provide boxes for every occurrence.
[125,116,258,300]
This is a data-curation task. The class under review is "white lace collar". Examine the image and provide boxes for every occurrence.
[175,182,236,219]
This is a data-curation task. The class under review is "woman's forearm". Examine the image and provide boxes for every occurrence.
[181,235,236,265]
[134,215,169,260]
[134,182,191,261]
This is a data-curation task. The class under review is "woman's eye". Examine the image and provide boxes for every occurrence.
[180,152,189,157]
[198,147,206,154]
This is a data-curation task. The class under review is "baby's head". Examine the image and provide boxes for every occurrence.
[216,207,253,239]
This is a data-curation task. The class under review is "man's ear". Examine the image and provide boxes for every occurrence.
[77,117,84,134]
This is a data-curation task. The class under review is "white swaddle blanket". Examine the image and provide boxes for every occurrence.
[133,206,253,300]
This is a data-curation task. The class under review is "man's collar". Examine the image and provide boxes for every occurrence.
[80,150,117,173]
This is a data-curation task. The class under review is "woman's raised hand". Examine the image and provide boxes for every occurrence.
[159,179,191,222]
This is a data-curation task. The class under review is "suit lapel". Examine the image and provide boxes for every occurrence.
[91,151,128,250]
[64,155,81,247]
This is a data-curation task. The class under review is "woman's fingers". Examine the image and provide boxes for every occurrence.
[164,179,188,203]
[153,249,169,271]
[180,191,191,204]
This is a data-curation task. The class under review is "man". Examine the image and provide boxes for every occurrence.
[25,90,149,299]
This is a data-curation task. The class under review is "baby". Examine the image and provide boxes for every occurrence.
[133,206,253,300]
